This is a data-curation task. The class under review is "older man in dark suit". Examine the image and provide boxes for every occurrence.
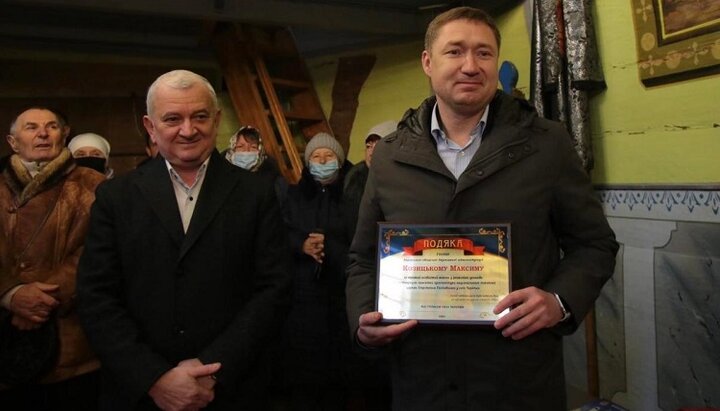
[77,70,291,411]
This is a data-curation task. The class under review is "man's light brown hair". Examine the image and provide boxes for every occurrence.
[424,6,502,52]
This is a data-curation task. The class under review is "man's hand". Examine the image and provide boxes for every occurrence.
[148,362,221,411]
[302,232,325,263]
[493,286,564,340]
[11,314,41,330]
[178,358,217,391]
[9,282,59,325]
[357,311,417,347]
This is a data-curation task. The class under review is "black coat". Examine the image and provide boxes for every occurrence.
[280,164,354,386]
[342,161,369,242]
[77,151,291,410]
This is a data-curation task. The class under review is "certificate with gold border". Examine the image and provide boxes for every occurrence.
[376,223,511,325]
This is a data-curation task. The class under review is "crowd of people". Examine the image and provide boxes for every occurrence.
[0,6,617,411]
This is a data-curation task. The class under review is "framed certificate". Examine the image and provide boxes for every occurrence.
[376,223,511,325]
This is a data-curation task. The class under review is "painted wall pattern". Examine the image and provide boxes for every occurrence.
[564,187,720,410]
[599,187,720,221]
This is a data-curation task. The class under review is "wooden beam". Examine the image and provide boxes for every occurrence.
[7,0,428,35]
[213,24,291,179]
[250,37,304,181]
[329,55,376,154]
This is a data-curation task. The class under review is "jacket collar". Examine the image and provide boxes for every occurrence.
[3,148,75,207]
[135,150,242,259]
[392,95,455,180]
[135,155,185,248]
[392,92,540,187]
[179,150,241,260]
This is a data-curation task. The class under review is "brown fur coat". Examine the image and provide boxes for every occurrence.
[0,148,104,383]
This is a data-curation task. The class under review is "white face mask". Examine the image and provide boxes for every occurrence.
[231,152,259,170]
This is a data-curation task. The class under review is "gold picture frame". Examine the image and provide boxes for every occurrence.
[631,0,720,85]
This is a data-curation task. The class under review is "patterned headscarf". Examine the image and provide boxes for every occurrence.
[224,126,267,172]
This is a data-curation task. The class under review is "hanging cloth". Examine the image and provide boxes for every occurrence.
[530,0,606,171]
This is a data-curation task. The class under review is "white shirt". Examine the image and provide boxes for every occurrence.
[165,157,210,233]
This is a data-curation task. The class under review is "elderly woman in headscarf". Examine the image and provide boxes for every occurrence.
[224,125,278,178]
[68,132,114,178]
[279,132,355,409]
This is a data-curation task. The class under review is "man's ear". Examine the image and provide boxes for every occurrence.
[214,109,222,127]
[142,116,156,143]
[6,134,19,153]
[421,50,432,77]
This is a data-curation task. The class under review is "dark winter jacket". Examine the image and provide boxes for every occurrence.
[346,92,618,411]
[281,164,354,385]
[343,161,369,241]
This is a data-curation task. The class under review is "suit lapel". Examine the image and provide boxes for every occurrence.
[178,151,241,261]
[134,157,185,248]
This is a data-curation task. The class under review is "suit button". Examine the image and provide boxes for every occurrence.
[19,262,27,269]
[174,326,185,336]
[508,152,515,160]
[476,170,484,176]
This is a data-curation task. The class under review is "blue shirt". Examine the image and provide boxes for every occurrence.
[430,104,489,180]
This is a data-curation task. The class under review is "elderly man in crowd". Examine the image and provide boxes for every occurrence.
[0,107,105,410]
[343,120,397,241]
[77,69,291,411]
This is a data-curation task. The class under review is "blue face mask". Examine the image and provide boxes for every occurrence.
[231,152,259,170]
[309,160,339,181]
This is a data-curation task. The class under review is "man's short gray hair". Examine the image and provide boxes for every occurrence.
[146,70,218,117]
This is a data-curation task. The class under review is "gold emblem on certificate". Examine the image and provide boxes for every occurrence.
[376,223,511,325]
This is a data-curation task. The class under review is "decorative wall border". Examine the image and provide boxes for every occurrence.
[596,186,720,223]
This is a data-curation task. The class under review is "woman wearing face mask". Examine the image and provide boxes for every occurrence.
[68,133,114,178]
[224,125,279,178]
[278,132,355,409]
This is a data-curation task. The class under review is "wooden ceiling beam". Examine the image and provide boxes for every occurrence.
[5,0,429,35]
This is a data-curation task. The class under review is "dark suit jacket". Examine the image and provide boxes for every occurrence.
[78,151,291,410]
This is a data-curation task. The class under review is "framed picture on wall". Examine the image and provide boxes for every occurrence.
[631,0,720,85]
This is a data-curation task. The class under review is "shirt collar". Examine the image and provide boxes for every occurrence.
[430,103,489,147]
[165,155,211,192]
[20,158,49,177]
